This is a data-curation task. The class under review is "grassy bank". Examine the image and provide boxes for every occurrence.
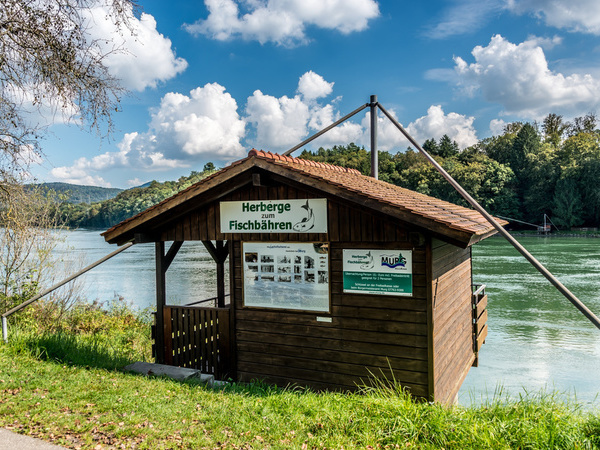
[0,301,599,449]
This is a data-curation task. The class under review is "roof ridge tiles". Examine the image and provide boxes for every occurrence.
[103,149,504,243]
[248,148,362,175]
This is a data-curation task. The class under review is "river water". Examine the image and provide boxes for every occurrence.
[56,230,599,407]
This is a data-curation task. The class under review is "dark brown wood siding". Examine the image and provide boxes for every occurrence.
[222,186,429,396]
[431,238,474,403]
[148,184,484,399]
[156,185,412,244]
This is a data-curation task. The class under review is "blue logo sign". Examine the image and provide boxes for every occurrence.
[381,253,407,269]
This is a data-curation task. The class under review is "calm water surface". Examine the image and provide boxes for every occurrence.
[461,236,600,408]
[57,230,600,407]
[55,229,226,308]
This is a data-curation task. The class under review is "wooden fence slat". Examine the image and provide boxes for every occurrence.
[177,307,184,366]
[476,324,488,351]
[157,305,231,378]
[202,309,209,373]
[171,307,179,366]
[222,308,232,379]
[164,307,173,365]
[211,309,218,376]
[193,308,200,367]
[185,308,192,367]
[172,307,179,366]
[476,295,488,318]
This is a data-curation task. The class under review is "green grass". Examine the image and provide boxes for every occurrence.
[0,300,599,449]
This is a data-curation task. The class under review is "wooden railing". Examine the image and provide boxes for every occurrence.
[471,284,488,367]
[152,305,233,380]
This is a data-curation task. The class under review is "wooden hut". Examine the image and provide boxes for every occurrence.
[102,149,501,403]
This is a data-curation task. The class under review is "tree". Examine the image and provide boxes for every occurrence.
[579,158,600,226]
[437,134,459,158]
[553,177,584,229]
[422,138,439,156]
[422,135,459,158]
[567,113,598,137]
[522,142,558,221]
[0,184,83,315]
[542,113,569,148]
[555,131,600,226]
[300,143,370,175]
[1,0,135,188]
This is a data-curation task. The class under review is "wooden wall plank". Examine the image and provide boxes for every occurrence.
[431,240,475,403]
[236,329,428,361]
[236,341,429,372]
[149,178,480,398]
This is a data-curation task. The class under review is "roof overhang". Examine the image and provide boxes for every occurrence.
[102,155,502,248]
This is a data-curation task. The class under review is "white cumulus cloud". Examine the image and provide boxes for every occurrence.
[406,106,478,149]
[51,83,246,185]
[246,91,311,149]
[507,0,600,35]
[360,106,478,151]
[429,0,600,39]
[185,0,380,46]
[489,119,507,135]
[50,71,482,186]
[85,5,188,91]
[297,71,334,100]
[426,0,503,39]
[246,71,361,150]
[453,35,600,118]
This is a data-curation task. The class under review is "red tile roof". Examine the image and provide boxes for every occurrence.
[248,149,501,237]
[248,149,362,174]
[103,149,503,245]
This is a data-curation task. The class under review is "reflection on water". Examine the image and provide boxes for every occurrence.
[460,236,600,408]
[54,231,599,406]
[54,229,227,309]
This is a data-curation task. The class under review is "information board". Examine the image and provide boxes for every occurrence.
[243,242,329,311]
[343,249,413,296]
[220,199,327,233]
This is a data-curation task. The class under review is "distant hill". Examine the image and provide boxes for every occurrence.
[133,181,153,189]
[29,182,124,204]
[57,166,218,229]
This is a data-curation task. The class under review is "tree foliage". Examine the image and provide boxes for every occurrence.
[298,112,600,230]
[48,114,600,232]
[60,166,217,228]
[0,0,135,187]
[0,184,84,313]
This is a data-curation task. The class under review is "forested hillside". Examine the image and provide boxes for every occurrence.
[301,113,600,229]
[29,182,123,204]
[58,113,600,231]
[59,164,217,229]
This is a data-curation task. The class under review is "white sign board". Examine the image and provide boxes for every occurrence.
[220,199,327,233]
[343,249,413,296]
[243,242,329,311]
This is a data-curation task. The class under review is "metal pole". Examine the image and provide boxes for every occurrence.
[377,103,600,330]
[2,317,7,343]
[284,103,370,156]
[370,95,378,179]
[2,241,134,321]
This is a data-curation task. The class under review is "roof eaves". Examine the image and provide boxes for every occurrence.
[102,156,256,243]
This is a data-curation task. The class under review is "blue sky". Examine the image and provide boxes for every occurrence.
[29,0,600,188]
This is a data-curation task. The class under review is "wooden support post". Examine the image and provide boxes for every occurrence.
[202,240,229,307]
[155,241,166,364]
[216,241,227,307]
[155,241,183,364]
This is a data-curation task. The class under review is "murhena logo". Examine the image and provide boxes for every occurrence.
[381,253,407,269]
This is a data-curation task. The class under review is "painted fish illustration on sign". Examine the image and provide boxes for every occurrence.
[293,199,315,232]
[360,251,375,270]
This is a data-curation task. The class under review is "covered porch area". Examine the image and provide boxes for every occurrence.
[150,239,234,381]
